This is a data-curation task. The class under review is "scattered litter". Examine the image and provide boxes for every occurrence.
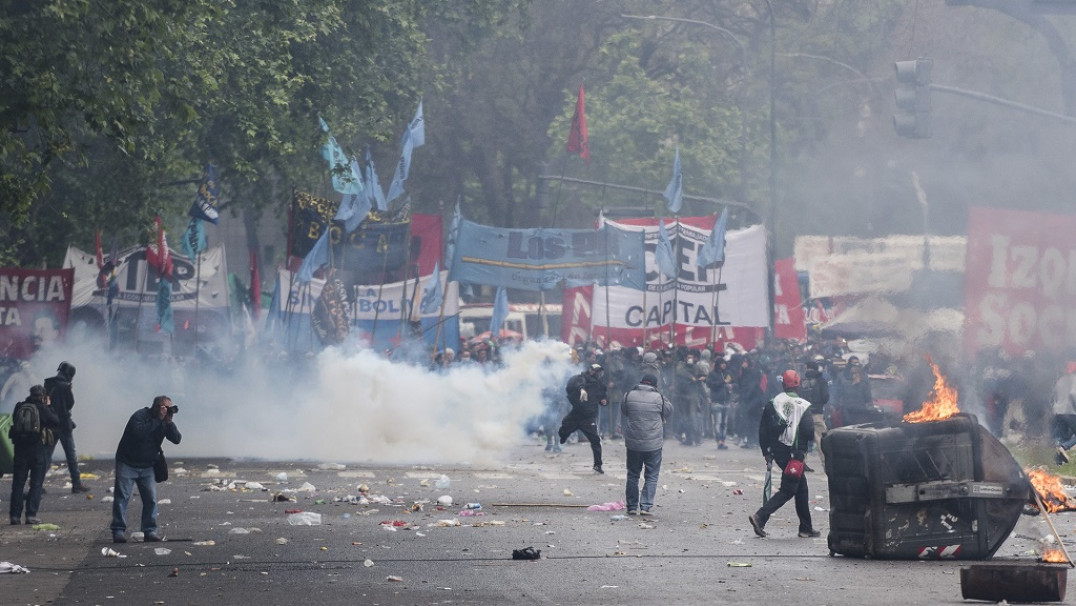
[435,519,461,527]
[244,482,266,491]
[488,520,505,526]
[101,548,126,558]
[587,501,625,512]
[458,510,484,517]
[638,523,655,529]
[368,494,392,504]
[563,489,572,497]
[600,585,619,589]
[275,538,288,545]
[813,506,828,512]
[101,496,114,503]
[363,559,374,567]
[419,479,430,487]
[228,528,251,535]
[386,575,404,582]
[435,474,451,489]
[287,511,322,526]
[0,562,29,574]
[317,463,346,470]
[168,567,179,577]
[203,468,222,477]
[732,489,743,496]
[192,540,216,546]
[727,562,752,567]
[380,520,409,527]
[275,472,288,482]
[512,547,541,560]
[31,523,61,531]
[464,502,482,510]
[158,499,171,505]
[610,515,627,521]
[272,493,294,503]
[295,482,317,493]
[154,548,171,556]
[437,495,453,506]
[358,484,370,493]
[233,555,250,560]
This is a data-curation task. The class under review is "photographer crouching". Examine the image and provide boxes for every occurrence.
[110,395,182,543]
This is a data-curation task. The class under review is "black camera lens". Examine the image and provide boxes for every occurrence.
[167,405,179,415]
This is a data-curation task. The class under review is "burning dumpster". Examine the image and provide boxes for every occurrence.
[822,361,1029,560]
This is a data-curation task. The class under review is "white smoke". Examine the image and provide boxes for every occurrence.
[20,337,574,465]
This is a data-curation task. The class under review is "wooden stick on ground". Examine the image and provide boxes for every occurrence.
[1034,490,1076,568]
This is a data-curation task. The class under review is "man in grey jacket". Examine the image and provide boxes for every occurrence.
[621,374,674,516]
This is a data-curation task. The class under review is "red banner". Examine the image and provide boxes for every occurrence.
[773,257,806,341]
[0,268,75,359]
[411,213,443,276]
[964,206,1076,356]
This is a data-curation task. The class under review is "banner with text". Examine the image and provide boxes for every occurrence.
[562,217,769,347]
[964,206,1076,355]
[448,220,646,291]
[0,268,74,359]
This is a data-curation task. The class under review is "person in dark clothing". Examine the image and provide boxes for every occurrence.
[798,359,830,471]
[43,361,88,493]
[748,370,819,539]
[737,356,765,448]
[111,395,182,543]
[674,352,702,445]
[838,365,875,425]
[9,385,60,525]
[706,358,734,449]
[559,364,607,473]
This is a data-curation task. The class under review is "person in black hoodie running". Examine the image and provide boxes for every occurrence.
[558,364,607,473]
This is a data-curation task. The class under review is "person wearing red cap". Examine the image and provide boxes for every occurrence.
[748,369,819,539]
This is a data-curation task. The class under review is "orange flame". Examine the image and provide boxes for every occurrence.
[1027,467,1076,513]
[1043,548,1069,563]
[902,360,960,423]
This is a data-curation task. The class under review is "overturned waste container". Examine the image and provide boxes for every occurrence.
[822,413,1029,560]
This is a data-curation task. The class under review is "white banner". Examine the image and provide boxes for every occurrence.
[592,220,769,329]
[65,245,230,310]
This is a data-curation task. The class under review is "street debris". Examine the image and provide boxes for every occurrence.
[0,562,30,574]
[287,511,322,526]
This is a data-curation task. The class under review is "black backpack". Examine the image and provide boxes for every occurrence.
[9,401,41,443]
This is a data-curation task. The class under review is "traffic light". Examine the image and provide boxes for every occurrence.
[893,58,933,139]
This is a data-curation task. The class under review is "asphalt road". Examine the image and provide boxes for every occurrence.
[1,438,1070,606]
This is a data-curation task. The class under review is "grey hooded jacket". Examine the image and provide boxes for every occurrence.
[621,383,674,452]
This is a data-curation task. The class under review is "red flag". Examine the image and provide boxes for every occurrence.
[145,216,173,278]
[94,230,104,269]
[249,248,261,320]
[566,84,589,166]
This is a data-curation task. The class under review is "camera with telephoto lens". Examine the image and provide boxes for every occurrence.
[167,404,179,415]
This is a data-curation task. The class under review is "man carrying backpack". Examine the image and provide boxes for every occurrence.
[9,385,60,525]
[44,361,88,493]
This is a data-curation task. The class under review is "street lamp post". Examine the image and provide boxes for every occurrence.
[622,8,779,337]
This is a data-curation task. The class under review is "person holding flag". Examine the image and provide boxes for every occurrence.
[748,369,820,539]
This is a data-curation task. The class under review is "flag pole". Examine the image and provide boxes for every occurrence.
[669,217,679,344]
[370,235,391,344]
[433,270,448,357]
[398,210,420,340]
[603,216,611,349]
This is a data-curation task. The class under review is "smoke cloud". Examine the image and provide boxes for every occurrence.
[16,337,574,466]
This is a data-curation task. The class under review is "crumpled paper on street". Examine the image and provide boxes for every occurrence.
[0,562,30,574]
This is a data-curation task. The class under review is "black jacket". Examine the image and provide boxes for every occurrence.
[115,407,182,468]
[798,369,830,414]
[11,396,60,450]
[43,375,74,432]
[758,393,814,458]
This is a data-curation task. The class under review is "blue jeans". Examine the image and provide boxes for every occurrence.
[111,461,158,534]
[46,430,82,488]
[625,448,663,512]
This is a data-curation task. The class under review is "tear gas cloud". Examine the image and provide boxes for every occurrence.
[13,336,575,465]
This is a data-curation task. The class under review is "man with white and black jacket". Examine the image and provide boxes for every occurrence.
[748,370,819,539]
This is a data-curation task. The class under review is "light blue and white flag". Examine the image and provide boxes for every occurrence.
[656,219,678,280]
[386,101,426,203]
[489,286,509,338]
[297,229,331,283]
[334,157,371,232]
[697,207,728,269]
[364,145,387,211]
[419,260,443,315]
[663,148,683,214]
